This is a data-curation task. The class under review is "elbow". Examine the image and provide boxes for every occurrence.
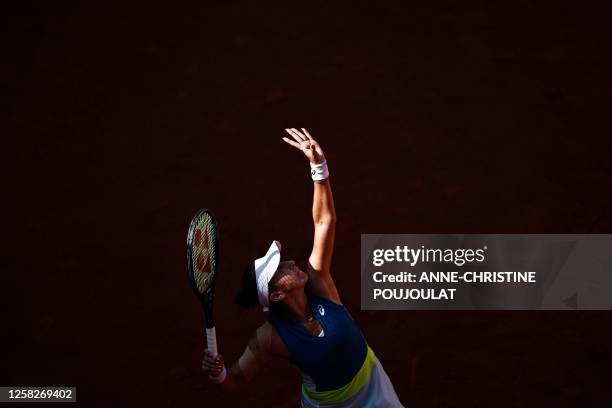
[315,215,336,228]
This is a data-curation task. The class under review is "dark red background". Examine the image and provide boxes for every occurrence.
[3,1,612,407]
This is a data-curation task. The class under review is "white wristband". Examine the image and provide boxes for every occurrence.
[209,366,227,384]
[310,160,329,181]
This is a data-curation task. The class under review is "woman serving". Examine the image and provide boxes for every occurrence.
[202,128,403,407]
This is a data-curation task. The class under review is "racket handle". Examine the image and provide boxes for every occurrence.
[206,327,218,356]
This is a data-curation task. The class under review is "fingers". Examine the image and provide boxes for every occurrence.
[204,355,223,366]
[282,136,302,149]
[301,128,314,140]
[289,128,307,140]
[283,128,319,158]
[202,351,224,375]
[203,364,223,376]
[286,128,307,143]
[203,350,222,363]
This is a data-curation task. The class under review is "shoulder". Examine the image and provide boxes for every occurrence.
[254,322,273,351]
[305,262,342,305]
[257,321,290,358]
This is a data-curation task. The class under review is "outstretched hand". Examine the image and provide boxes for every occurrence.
[282,128,326,164]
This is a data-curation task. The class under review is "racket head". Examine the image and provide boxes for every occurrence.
[186,209,219,328]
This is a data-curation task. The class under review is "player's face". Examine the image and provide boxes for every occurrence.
[270,260,308,294]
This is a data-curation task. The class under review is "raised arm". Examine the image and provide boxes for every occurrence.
[283,128,341,303]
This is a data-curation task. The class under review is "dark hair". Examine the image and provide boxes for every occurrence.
[234,263,260,308]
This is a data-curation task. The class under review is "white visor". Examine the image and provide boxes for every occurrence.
[254,240,282,312]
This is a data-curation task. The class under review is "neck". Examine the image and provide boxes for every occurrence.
[280,289,311,322]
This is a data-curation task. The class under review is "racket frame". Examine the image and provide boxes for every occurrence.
[186,208,220,355]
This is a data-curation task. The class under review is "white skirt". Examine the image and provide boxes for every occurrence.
[300,353,404,408]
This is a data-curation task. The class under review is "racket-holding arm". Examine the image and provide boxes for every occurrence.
[202,327,270,392]
[202,347,226,382]
[201,356,258,393]
[203,326,236,388]
[202,326,230,386]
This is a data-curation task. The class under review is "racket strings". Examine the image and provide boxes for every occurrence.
[192,214,217,293]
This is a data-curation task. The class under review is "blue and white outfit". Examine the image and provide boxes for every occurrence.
[269,294,404,408]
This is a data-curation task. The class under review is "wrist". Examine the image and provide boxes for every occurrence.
[310,160,329,181]
[309,156,325,165]
[209,366,227,384]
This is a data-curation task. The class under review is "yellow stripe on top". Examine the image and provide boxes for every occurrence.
[301,346,377,404]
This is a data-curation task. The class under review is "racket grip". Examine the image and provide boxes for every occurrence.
[206,327,218,356]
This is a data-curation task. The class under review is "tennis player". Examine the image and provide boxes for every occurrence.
[202,128,403,407]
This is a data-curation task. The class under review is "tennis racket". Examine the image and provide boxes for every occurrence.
[186,209,220,356]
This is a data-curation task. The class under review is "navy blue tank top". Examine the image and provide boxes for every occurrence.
[268,294,368,391]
